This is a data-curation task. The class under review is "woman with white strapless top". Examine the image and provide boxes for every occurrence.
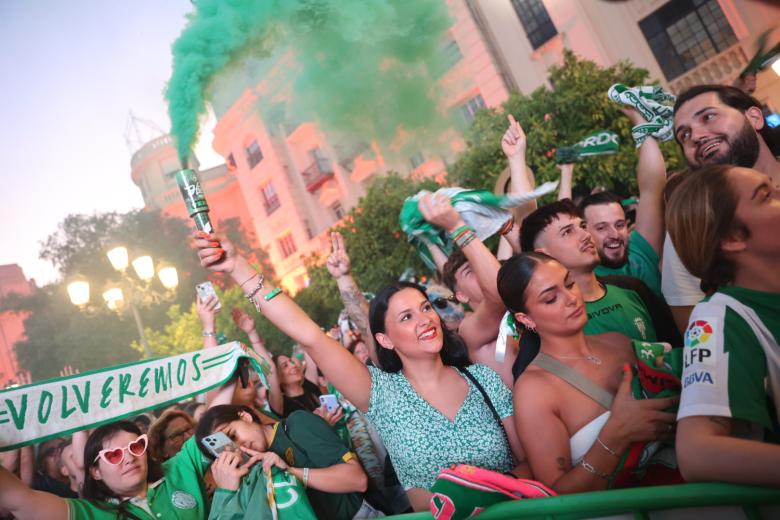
[498,253,677,494]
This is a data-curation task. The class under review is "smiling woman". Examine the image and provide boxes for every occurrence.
[190,232,529,511]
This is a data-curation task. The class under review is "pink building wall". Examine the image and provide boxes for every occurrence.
[0,264,34,388]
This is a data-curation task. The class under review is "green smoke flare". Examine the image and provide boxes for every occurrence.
[166,0,453,166]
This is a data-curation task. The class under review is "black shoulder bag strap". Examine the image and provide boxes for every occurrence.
[457,366,513,462]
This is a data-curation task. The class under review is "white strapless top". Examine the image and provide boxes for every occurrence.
[569,411,610,464]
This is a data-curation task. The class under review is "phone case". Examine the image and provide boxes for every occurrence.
[201,432,248,462]
[196,282,222,310]
[319,394,339,413]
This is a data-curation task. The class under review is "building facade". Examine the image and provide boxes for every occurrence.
[134,0,778,292]
[0,264,34,388]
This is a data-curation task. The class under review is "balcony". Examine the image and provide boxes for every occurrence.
[668,44,748,95]
[301,158,335,193]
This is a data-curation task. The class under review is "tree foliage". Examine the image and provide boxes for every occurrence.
[449,50,684,196]
[134,285,293,358]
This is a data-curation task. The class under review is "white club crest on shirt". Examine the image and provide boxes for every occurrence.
[171,490,197,510]
[634,317,647,339]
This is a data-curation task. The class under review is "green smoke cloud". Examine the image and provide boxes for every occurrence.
[166,0,453,166]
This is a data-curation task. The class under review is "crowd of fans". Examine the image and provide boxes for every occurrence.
[0,81,778,519]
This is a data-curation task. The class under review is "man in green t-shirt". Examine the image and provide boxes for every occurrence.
[520,200,680,348]
[578,107,667,298]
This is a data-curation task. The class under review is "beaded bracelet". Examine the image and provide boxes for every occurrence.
[458,232,477,249]
[264,287,282,302]
[245,274,265,308]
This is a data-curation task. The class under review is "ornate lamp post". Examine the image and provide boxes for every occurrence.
[67,246,179,359]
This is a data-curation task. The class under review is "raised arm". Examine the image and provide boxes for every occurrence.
[418,193,505,351]
[326,232,377,364]
[624,107,666,255]
[557,163,574,201]
[0,466,68,520]
[503,114,537,224]
[676,416,780,487]
[232,308,283,415]
[191,232,372,412]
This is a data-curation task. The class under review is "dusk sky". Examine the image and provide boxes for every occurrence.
[0,1,221,285]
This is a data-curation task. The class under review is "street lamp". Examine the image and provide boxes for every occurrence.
[68,247,179,359]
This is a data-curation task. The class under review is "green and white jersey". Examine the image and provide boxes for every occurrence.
[595,230,662,297]
[584,283,657,342]
[678,286,780,437]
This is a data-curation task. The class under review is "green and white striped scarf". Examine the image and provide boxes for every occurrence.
[608,84,676,147]
[555,130,620,164]
[400,183,558,271]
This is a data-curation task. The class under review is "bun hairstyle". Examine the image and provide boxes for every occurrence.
[369,281,469,372]
[497,252,557,315]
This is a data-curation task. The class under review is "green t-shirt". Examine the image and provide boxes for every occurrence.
[269,410,363,520]
[584,283,658,341]
[678,286,780,438]
[595,230,662,297]
[67,436,209,519]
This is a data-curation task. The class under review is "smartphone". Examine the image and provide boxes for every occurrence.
[201,432,249,463]
[319,394,339,413]
[196,282,222,311]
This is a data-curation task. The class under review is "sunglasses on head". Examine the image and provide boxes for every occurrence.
[430,295,456,310]
[94,434,148,466]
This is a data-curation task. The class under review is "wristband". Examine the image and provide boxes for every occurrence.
[264,287,282,301]
[303,467,310,488]
[202,331,216,338]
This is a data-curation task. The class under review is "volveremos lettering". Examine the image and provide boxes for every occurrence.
[119,373,136,404]
[37,391,53,424]
[191,353,202,382]
[683,371,714,388]
[138,368,151,398]
[100,376,114,409]
[6,396,27,430]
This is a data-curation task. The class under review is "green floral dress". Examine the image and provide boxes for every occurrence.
[366,363,513,490]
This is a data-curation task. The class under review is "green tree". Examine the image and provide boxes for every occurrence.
[134,285,293,357]
[449,50,684,196]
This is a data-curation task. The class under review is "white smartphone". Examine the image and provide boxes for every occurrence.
[319,394,339,413]
[201,431,249,463]
[195,282,222,311]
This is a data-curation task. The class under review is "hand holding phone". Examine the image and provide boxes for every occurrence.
[201,431,249,463]
[319,394,339,413]
[196,281,222,311]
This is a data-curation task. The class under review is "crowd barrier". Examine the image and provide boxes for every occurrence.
[389,483,780,519]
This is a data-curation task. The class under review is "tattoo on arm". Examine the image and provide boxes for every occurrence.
[339,278,371,344]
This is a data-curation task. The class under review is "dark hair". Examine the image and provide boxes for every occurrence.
[674,84,762,115]
[496,252,557,314]
[183,400,205,418]
[441,249,468,293]
[82,421,155,520]
[345,335,364,354]
[520,199,579,252]
[368,281,469,372]
[578,191,624,219]
[195,405,264,460]
[666,165,747,292]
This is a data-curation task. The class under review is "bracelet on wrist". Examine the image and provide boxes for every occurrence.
[596,436,619,458]
[245,274,266,309]
[303,467,310,488]
[499,217,515,236]
[456,229,477,249]
[202,331,217,338]
[239,271,260,288]
[449,224,470,241]
[579,458,610,480]
[264,287,282,302]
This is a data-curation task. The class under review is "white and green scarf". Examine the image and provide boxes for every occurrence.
[0,342,258,451]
